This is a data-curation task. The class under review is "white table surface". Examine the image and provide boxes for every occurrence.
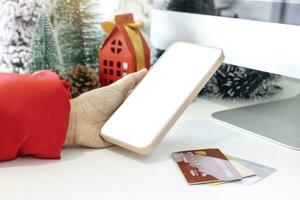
[1,78,300,200]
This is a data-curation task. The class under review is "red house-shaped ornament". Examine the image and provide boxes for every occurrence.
[99,13,150,86]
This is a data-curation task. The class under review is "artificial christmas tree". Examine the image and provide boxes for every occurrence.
[67,65,100,98]
[54,0,104,72]
[29,10,61,73]
[0,0,42,73]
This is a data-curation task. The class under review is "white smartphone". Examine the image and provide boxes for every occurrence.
[100,42,224,155]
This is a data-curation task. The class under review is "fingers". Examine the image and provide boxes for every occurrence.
[111,68,147,96]
[91,135,113,148]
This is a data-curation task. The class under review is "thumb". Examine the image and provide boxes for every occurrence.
[111,68,147,96]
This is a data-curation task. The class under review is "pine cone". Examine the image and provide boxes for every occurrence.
[67,65,100,98]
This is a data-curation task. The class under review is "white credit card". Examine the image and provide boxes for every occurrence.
[228,156,276,186]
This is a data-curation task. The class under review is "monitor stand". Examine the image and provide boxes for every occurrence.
[212,93,300,150]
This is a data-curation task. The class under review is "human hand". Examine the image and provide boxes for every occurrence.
[64,69,147,148]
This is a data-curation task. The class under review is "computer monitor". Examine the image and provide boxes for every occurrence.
[150,0,300,150]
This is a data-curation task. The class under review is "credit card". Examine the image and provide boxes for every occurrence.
[207,155,256,186]
[227,156,276,186]
[171,149,243,184]
[226,156,256,178]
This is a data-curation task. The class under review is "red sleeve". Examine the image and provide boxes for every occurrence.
[0,70,71,162]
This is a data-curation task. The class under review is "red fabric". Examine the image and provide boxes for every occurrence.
[0,70,71,162]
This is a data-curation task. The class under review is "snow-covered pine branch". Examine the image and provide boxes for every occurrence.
[0,0,42,73]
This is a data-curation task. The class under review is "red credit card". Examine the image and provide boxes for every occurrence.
[171,149,242,184]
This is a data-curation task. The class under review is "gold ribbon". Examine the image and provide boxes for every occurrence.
[101,21,146,71]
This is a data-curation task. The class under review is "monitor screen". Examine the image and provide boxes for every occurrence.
[215,0,300,26]
[151,0,300,78]
[152,0,300,150]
